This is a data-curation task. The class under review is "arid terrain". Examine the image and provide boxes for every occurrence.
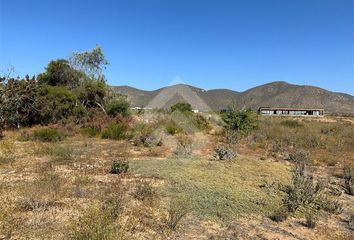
[1,112,353,240]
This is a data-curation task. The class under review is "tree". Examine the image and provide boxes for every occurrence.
[0,76,41,128]
[37,59,84,88]
[171,102,193,113]
[74,79,108,113]
[70,46,109,80]
[222,108,258,135]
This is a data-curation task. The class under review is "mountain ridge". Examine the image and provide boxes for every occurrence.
[112,81,354,113]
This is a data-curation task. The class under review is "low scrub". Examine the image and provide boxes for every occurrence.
[269,207,289,222]
[213,144,236,160]
[280,119,303,128]
[343,166,354,195]
[165,196,191,230]
[0,141,16,165]
[304,211,318,229]
[133,180,156,202]
[173,135,193,158]
[80,127,100,138]
[68,205,116,240]
[110,159,129,174]
[33,128,63,142]
[101,123,128,140]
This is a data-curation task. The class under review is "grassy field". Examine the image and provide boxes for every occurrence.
[131,156,290,221]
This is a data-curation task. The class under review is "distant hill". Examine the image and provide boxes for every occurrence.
[112,81,354,113]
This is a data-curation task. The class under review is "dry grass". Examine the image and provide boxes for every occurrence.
[0,115,353,239]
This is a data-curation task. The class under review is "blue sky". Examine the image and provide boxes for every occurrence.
[0,0,353,94]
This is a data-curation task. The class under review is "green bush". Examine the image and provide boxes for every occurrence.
[33,128,62,142]
[80,127,100,138]
[222,108,258,135]
[106,98,130,117]
[101,123,127,140]
[165,122,181,135]
[170,102,192,113]
[110,159,129,174]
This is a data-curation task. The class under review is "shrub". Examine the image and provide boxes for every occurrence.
[269,207,289,222]
[317,197,343,214]
[343,166,354,195]
[165,122,181,135]
[33,128,62,142]
[68,205,116,240]
[101,123,127,140]
[194,114,211,131]
[213,145,236,160]
[222,108,258,135]
[110,159,129,174]
[288,149,310,168]
[17,130,32,142]
[283,167,323,213]
[80,127,100,138]
[349,212,354,230]
[280,120,303,128]
[170,102,192,113]
[133,180,156,202]
[166,196,190,230]
[106,97,130,117]
[133,123,162,147]
[173,135,193,158]
[0,141,15,165]
[304,211,317,229]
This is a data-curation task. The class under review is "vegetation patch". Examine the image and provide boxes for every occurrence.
[32,128,63,142]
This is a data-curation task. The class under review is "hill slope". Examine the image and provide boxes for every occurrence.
[112,81,354,113]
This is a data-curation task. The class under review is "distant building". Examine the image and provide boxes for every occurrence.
[258,107,324,117]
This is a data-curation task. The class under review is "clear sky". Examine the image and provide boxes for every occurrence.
[0,0,353,94]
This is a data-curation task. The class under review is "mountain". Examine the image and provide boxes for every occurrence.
[112,81,354,113]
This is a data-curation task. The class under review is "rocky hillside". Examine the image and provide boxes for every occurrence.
[112,81,354,113]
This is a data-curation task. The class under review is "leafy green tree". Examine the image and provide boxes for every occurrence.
[37,59,84,88]
[222,108,258,135]
[106,97,130,117]
[70,46,109,80]
[171,102,193,113]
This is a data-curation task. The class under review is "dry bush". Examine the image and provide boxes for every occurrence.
[173,134,193,158]
[133,123,162,147]
[0,141,15,165]
[283,167,323,213]
[133,180,156,203]
[0,200,22,239]
[68,205,117,240]
[165,196,191,231]
[213,144,236,160]
[343,166,354,195]
[304,210,318,229]
[51,144,75,164]
[269,207,289,222]
[349,212,354,230]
